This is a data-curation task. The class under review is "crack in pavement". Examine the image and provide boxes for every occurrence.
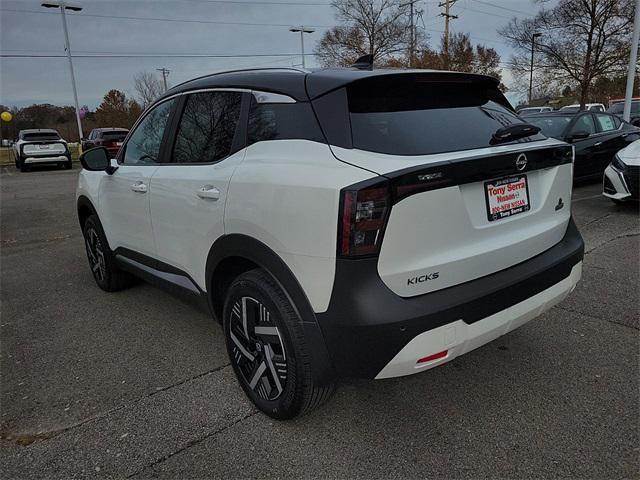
[553,305,639,331]
[584,231,640,254]
[2,363,232,447]
[126,410,259,478]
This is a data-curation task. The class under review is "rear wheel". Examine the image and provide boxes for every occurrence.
[223,269,334,419]
[83,215,134,292]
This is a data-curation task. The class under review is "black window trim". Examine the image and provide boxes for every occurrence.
[117,87,252,166]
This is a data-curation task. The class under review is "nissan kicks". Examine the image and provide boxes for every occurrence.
[76,67,584,419]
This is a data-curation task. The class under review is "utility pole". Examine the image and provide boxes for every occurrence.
[623,0,640,122]
[289,26,315,69]
[42,1,84,144]
[439,0,458,68]
[400,0,420,67]
[529,32,542,104]
[156,68,170,92]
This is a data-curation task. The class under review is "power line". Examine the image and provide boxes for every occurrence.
[0,8,335,28]
[470,0,535,18]
[0,52,315,58]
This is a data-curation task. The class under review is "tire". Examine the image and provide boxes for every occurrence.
[223,269,334,420]
[82,215,135,292]
[64,160,72,170]
[19,160,29,172]
[611,198,624,205]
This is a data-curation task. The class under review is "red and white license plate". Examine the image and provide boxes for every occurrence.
[484,175,530,222]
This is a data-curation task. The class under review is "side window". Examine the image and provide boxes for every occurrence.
[571,114,596,135]
[172,91,242,164]
[247,96,325,145]
[595,113,617,132]
[123,99,175,165]
[612,115,622,129]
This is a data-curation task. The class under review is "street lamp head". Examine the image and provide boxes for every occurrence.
[289,26,315,34]
[41,1,83,11]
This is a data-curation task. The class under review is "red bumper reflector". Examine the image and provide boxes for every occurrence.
[417,350,448,364]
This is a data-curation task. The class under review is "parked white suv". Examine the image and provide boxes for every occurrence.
[14,129,72,172]
[76,68,584,419]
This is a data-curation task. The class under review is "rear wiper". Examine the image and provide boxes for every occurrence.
[490,123,541,145]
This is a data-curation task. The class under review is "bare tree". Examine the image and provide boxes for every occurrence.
[500,0,634,107]
[133,71,164,108]
[315,0,412,67]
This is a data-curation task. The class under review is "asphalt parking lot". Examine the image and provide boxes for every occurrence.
[1,166,638,479]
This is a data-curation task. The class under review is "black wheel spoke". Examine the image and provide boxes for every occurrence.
[85,227,105,282]
[229,296,287,401]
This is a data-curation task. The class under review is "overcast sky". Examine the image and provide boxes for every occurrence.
[0,0,555,109]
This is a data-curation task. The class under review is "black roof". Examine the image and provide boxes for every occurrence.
[19,128,59,134]
[93,127,129,132]
[526,111,582,117]
[161,67,500,103]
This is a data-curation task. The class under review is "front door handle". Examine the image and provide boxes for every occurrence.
[594,141,603,147]
[197,185,220,201]
[131,181,147,193]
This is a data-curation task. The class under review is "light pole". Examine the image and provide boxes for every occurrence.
[529,32,542,104]
[289,26,315,69]
[42,1,84,144]
[623,0,640,122]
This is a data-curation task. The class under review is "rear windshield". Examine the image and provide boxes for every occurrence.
[527,115,573,138]
[560,106,580,113]
[347,77,543,156]
[608,102,639,114]
[22,132,60,141]
[102,131,127,141]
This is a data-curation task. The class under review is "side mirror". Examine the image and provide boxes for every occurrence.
[568,130,590,141]
[80,147,117,174]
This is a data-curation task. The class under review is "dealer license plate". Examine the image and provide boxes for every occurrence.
[484,175,530,222]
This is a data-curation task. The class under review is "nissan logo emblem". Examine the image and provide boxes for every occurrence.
[515,153,528,171]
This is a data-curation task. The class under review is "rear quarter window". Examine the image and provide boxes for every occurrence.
[247,99,324,145]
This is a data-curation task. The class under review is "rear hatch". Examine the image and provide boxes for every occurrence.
[101,131,128,150]
[311,72,574,297]
[21,132,67,156]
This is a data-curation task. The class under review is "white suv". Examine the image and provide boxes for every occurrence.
[76,68,584,419]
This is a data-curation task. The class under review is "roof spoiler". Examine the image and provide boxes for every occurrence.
[351,54,373,71]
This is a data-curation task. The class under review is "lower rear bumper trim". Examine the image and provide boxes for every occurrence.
[316,217,584,379]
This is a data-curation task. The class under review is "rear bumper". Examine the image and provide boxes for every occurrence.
[24,155,70,164]
[316,218,584,379]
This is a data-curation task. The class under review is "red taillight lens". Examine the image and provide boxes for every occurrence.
[339,180,390,257]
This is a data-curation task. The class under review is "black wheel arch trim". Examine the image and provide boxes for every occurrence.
[206,234,336,385]
[77,195,99,228]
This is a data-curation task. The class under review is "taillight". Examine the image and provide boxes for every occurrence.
[338,179,390,257]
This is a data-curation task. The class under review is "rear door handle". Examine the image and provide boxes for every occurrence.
[197,185,220,201]
[131,181,147,193]
[593,141,602,147]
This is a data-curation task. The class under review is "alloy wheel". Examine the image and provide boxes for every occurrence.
[85,227,106,283]
[228,296,288,401]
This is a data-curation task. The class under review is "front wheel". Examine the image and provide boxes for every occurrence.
[223,269,334,419]
[82,215,134,292]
